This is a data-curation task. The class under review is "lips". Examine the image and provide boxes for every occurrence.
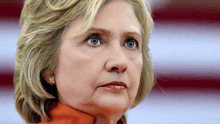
[101,81,127,89]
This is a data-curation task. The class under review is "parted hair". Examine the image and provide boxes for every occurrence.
[14,0,154,123]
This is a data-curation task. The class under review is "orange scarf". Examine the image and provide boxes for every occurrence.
[29,102,124,124]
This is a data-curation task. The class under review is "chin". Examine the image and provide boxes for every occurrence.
[94,96,131,114]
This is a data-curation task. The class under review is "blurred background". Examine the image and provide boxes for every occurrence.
[0,0,220,123]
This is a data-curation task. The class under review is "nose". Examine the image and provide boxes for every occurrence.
[105,45,128,73]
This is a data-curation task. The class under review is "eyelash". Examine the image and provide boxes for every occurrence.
[85,33,102,41]
[85,33,139,48]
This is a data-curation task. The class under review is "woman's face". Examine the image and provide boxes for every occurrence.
[54,0,143,116]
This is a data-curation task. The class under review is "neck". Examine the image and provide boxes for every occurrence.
[95,116,119,124]
[94,109,124,124]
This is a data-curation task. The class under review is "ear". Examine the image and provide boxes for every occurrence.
[42,71,56,85]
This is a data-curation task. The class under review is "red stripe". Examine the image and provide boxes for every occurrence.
[1,72,220,90]
[155,75,220,90]
[0,3,22,18]
[153,5,220,22]
[0,72,13,87]
[1,3,220,22]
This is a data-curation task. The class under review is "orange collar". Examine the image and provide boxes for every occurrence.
[39,102,124,124]
[42,102,95,124]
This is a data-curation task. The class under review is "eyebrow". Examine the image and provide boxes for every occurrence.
[87,27,142,39]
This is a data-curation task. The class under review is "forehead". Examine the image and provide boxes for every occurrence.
[63,0,141,39]
[92,0,141,35]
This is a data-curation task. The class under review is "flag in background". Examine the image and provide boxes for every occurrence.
[0,0,219,123]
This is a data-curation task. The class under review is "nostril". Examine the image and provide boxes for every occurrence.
[111,67,119,71]
[110,67,126,73]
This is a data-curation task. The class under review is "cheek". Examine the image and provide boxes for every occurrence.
[128,55,143,99]
[130,53,143,80]
[54,44,104,97]
[56,45,94,79]
[55,48,93,93]
[55,57,95,107]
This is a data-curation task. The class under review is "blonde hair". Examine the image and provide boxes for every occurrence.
[14,0,154,123]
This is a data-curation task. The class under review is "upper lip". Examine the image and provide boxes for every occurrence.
[100,81,127,89]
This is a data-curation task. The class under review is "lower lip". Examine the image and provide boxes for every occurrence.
[102,85,126,91]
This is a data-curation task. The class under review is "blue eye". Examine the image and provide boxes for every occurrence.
[87,37,101,46]
[86,34,102,46]
[124,38,138,49]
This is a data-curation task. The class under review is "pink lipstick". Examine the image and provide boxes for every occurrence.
[101,81,127,91]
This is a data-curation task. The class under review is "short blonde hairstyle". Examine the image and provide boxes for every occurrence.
[14,0,154,123]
